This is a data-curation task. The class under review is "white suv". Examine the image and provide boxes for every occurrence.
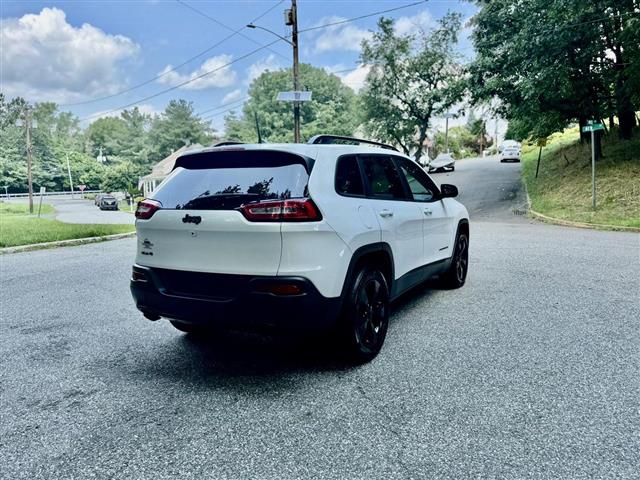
[131,135,469,362]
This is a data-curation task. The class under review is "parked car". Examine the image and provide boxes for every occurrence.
[130,135,470,362]
[428,153,455,172]
[500,147,521,162]
[498,140,521,153]
[99,195,119,210]
[94,193,105,206]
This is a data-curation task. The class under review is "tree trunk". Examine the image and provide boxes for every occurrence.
[579,116,589,143]
[594,130,603,161]
[413,122,429,164]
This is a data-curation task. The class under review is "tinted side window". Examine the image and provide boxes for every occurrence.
[361,155,407,200]
[335,155,364,196]
[397,158,438,202]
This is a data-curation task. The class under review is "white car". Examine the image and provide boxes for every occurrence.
[500,147,521,162]
[428,153,455,172]
[131,135,469,362]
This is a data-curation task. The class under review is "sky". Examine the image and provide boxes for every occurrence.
[1,0,479,133]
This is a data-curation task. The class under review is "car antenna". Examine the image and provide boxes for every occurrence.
[253,110,263,144]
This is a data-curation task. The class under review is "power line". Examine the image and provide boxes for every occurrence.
[80,0,429,121]
[61,0,285,107]
[298,0,428,33]
[175,0,289,61]
[196,96,249,116]
[80,39,281,122]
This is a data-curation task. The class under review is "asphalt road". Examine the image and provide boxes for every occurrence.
[7,196,135,225]
[1,156,639,479]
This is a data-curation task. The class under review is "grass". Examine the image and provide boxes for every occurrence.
[0,200,134,248]
[0,201,55,216]
[522,127,640,228]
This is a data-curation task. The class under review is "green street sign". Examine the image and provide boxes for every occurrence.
[582,123,604,133]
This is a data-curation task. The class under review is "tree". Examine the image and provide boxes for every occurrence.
[148,99,212,161]
[100,161,143,195]
[470,0,639,141]
[224,64,360,143]
[360,14,466,163]
[119,107,152,166]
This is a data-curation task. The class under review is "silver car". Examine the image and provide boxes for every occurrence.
[428,153,455,172]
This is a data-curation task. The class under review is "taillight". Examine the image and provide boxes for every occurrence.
[239,198,322,222]
[135,199,161,220]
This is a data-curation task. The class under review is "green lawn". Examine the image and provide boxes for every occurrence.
[0,201,55,216]
[522,127,640,228]
[0,200,135,248]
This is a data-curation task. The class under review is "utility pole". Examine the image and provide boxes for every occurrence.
[291,0,301,143]
[66,153,75,199]
[23,107,34,214]
[494,118,499,154]
[444,116,449,153]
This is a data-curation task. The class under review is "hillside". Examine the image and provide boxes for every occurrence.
[521,127,640,229]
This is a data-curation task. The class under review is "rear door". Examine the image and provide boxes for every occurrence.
[135,149,310,276]
[359,154,424,279]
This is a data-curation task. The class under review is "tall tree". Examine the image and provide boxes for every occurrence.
[470,0,639,140]
[148,99,212,161]
[360,14,466,163]
[224,64,360,143]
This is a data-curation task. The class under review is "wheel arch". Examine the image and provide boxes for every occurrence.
[339,243,395,302]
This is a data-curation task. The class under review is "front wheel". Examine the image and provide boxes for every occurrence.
[337,266,390,363]
[440,231,469,289]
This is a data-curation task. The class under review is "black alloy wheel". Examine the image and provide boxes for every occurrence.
[441,232,469,288]
[340,267,390,363]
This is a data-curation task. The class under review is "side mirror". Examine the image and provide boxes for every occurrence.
[440,184,458,198]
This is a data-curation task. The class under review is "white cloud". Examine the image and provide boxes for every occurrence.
[337,65,370,92]
[0,7,139,103]
[309,16,371,53]
[246,54,280,85]
[394,10,435,37]
[156,55,237,90]
[222,88,243,104]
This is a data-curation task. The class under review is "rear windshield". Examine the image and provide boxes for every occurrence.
[150,150,310,210]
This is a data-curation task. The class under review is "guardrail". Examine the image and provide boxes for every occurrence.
[3,190,103,198]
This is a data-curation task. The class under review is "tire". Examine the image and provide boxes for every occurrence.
[337,266,390,363]
[440,231,469,289]
[450,165,455,171]
[169,320,207,334]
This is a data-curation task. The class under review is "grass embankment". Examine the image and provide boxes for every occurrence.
[522,127,640,228]
[0,201,135,248]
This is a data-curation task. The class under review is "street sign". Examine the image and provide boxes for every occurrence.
[277,91,312,102]
[78,185,86,192]
[581,123,604,133]
[537,138,547,147]
[39,186,46,194]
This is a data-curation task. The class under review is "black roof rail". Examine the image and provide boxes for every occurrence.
[308,134,398,151]
[213,141,245,147]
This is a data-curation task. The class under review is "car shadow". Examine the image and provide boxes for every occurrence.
[122,281,443,391]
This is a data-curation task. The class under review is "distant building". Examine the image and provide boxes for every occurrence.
[138,144,202,197]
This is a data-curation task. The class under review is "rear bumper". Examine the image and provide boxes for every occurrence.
[130,265,342,333]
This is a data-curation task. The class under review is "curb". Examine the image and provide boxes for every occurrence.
[528,209,640,233]
[1,232,136,255]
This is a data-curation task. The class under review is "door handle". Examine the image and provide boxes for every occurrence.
[423,208,433,216]
[379,210,394,218]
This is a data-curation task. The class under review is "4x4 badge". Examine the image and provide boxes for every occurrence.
[182,214,201,225]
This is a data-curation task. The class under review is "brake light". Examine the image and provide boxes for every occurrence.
[239,198,322,222]
[135,199,161,220]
